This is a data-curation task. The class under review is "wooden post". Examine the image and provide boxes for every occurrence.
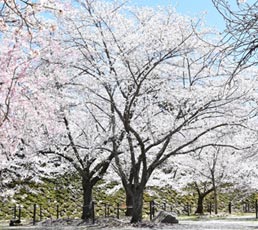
[40,205,42,221]
[18,206,21,221]
[153,200,155,217]
[33,204,36,225]
[187,203,190,216]
[149,201,152,221]
[150,200,155,219]
[13,206,17,219]
[116,203,120,219]
[228,202,232,214]
[104,203,107,218]
[163,202,166,211]
[56,204,59,219]
[107,205,110,217]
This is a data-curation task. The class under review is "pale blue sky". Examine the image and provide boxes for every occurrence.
[128,0,235,31]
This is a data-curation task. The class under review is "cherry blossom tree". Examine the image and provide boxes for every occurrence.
[167,88,258,214]
[174,147,244,214]
[149,113,258,215]
[5,22,125,220]
[0,0,64,192]
[36,110,122,220]
[0,0,65,200]
[0,29,42,196]
[50,0,258,223]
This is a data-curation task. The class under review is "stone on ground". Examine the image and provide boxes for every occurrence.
[152,211,179,224]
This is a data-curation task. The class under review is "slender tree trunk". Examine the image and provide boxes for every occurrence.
[195,194,205,214]
[81,178,93,221]
[214,187,218,214]
[211,173,218,214]
[131,189,144,223]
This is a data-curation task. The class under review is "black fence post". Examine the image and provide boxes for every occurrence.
[56,204,59,219]
[150,200,155,220]
[107,205,110,217]
[187,203,190,216]
[40,205,42,221]
[33,204,37,225]
[150,201,154,221]
[209,202,212,215]
[163,202,166,211]
[149,201,152,221]
[228,202,232,214]
[256,200,258,219]
[13,206,17,219]
[116,203,120,219]
[104,203,107,218]
[153,200,155,217]
[18,206,21,221]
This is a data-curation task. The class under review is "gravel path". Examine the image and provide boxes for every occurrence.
[172,220,258,229]
[1,219,258,230]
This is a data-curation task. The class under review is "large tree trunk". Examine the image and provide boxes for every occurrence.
[195,194,205,214]
[195,187,214,215]
[131,189,144,223]
[81,178,93,221]
[125,190,134,216]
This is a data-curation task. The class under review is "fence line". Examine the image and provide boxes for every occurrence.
[3,198,258,225]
